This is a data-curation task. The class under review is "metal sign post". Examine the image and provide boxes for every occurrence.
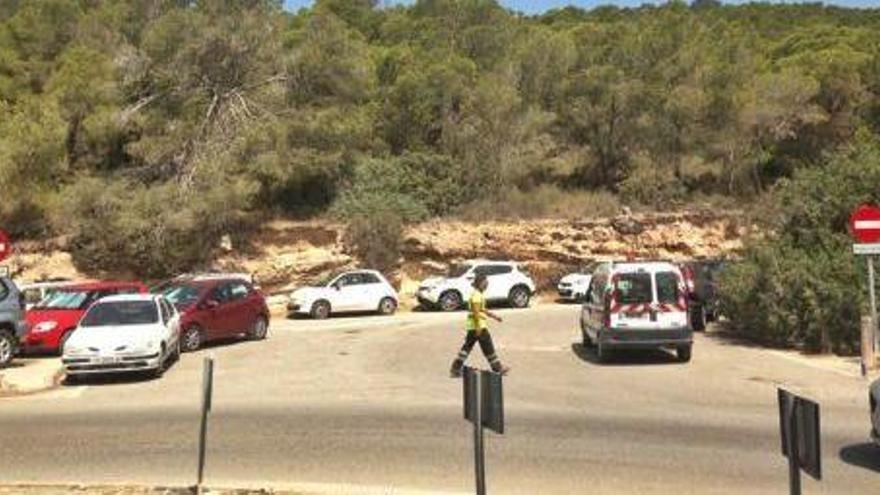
[778,388,822,495]
[784,393,801,495]
[472,370,486,495]
[869,256,878,356]
[463,367,504,495]
[197,357,214,493]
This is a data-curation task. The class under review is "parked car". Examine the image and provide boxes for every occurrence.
[871,378,880,445]
[680,260,728,331]
[557,269,593,303]
[416,260,536,311]
[580,261,692,363]
[19,279,79,310]
[158,275,269,351]
[0,275,26,367]
[24,281,148,355]
[288,270,398,319]
[61,294,181,380]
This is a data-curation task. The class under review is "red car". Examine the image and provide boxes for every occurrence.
[157,275,270,352]
[24,281,148,354]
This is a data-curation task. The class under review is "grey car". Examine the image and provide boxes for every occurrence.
[871,378,880,445]
[0,276,26,366]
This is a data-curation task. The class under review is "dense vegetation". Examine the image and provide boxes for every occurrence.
[1,2,879,297]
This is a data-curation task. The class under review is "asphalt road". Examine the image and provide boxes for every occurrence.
[0,305,879,494]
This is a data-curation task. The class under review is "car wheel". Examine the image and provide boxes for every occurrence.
[439,291,462,312]
[152,344,167,379]
[691,306,706,332]
[677,344,693,363]
[0,330,15,367]
[182,325,202,352]
[581,328,595,348]
[508,286,531,309]
[172,337,181,362]
[596,341,611,363]
[311,300,331,320]
[378,297,397,316]
[248,316,269,340]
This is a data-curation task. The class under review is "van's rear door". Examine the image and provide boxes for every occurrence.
[653,271,689,329]
[610,271,654,329]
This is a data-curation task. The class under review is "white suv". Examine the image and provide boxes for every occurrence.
[416,260,536,311]
[287,270,398,319]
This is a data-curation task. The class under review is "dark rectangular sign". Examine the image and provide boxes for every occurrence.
[482,371,504,434]
[462,367,504,434]
[778,388,822,481]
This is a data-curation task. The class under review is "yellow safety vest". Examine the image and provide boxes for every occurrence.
[466,290,488,333]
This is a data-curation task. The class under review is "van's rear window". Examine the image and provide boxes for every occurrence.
[615,273,652,304]
[656,272,680,303]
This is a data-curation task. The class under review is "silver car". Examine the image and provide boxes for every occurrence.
[0,276,26,366]
[871,378,880,445]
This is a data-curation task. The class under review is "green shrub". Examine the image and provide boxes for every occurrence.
[344,210,404,273]
[333,152,473,222]
[58,175,255,279]
[719,137,880,353]
[617,158,687,206]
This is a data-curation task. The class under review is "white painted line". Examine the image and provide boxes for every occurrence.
[854,220,880,230]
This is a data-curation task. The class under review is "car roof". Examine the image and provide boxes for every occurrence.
[93,294,158,303]
[464,259,516,266]
[608,261,681,273]
[59,281,145,291]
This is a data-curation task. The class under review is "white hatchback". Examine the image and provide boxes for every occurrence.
[62,294,181,380]
[287,270,398,319]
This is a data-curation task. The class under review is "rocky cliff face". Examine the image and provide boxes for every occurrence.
[7,212,754,303]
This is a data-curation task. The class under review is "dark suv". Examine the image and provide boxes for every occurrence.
[0,276,26,366]
[681,260,728,331]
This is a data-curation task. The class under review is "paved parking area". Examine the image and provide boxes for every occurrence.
[0,304,877,494]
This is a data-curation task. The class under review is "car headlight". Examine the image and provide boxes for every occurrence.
[33,321,58,333]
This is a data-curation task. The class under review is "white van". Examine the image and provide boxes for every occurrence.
[580,261,692,363]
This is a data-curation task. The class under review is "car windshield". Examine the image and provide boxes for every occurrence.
[33,290,90,310]
[447,264,472,278]
[162,284,202,306]
[312,273,338,287]
[80,301,159,327]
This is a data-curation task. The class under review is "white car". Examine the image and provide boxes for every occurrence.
[287,270,398,319]
[557,272,593,302]
[61,294,181,380]
[416,260,536,311]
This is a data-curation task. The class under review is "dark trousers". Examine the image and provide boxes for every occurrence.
[451,330,503,372]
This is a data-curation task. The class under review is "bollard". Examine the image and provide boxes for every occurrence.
[862,316,876,375]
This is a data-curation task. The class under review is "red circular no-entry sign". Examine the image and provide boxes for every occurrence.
[0,230,10,263]
[850,205,880,244]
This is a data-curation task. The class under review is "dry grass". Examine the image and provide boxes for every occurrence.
[454,185,621,221]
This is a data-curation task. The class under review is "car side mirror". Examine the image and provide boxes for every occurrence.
[204,299,219,309]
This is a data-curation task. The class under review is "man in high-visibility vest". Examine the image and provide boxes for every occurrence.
[450,274,510,377]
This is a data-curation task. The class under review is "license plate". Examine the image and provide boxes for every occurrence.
[97,356,118,364]
[624,312,646,319]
